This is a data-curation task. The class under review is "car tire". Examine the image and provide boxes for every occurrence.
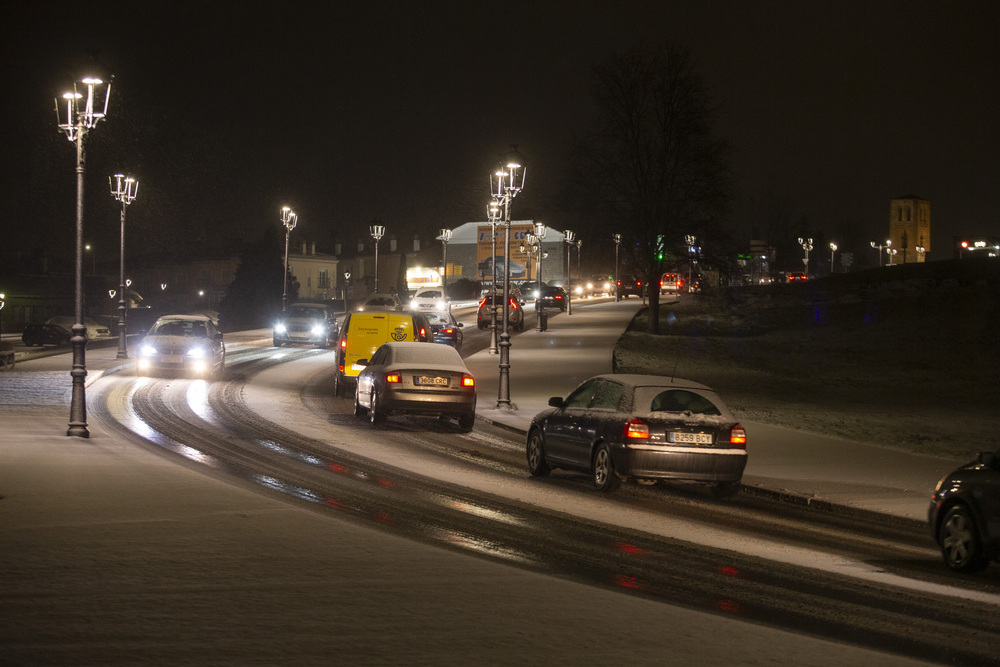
[939,504,988,573]
[458,411,475,433]
[711,481,740,498]
[368,389,384,424]
[592,443,620,492]
[333,373,346,398]
[526,429,551,477]
[273,338,282,347]
[353,386,365,417]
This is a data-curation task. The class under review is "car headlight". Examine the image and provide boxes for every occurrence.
[311,324,326,336]
[186,347,207,358]
[274,323,287,334]
[140,344,157,356]
[410,300,420,309]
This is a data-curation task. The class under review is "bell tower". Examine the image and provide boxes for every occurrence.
[889,196,930,263]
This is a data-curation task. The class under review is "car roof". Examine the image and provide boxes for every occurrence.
[590,373,713,391]
[155,314,215,323]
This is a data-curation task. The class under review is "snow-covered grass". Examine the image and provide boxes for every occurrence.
[613,264,1000,460]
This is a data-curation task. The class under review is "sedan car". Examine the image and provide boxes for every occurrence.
[46,316,111,339]
[409,287,450,312]
[357,293,402,311]
[530,284,567,311]
[273,302,338,348]
[136,314,226,378]
[422,309,464,351]
[353,342,476,431]
[476,295,524,330]
[928,450,1000,573]
[21,323,72,347]
[526,374,747,494]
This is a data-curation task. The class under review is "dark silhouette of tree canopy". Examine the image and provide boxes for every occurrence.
[218,226,289,333]
[574,43,732,332]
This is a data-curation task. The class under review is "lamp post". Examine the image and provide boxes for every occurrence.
[280,206,297,311]
[614,233,623,302]
[916,245,926,262]
[487,199,503,354]
[370,223,385,294]
[870,240,885,267]
[439,228,452,293]
[489,146,526,409]
[533,220,546,303]
[85,243,95,275]
[886,245,897,266]
[798,237,813,274]
[110,174,137,359]
[829,242,838,274]
[1,293,6,337]
[343,272,351,301]
[56,75,111,438]
[564,230,575,315]
[685,234,697,295]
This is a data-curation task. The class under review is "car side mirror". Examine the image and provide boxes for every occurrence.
[457,322,464,328]
[548,396,565,408]
[977,451,998,470]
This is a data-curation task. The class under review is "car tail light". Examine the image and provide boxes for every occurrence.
[623,418,649,439]
[478,297,487,308]
[442,328,454,334]
[511,299,519,310]
[419,327,427,340]
[386,373,401,383]
[730,424,747,447]
[461,374,475,387]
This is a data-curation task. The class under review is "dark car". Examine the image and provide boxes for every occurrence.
[273,302,339,348]
[477,295,524,330]
[21,323,72,347]
[353,341,476,431]
[526,374,747,494]
[616,275,643,299]
[928,450,1000,572]
[422,309,464,351]
[529,284,567,311]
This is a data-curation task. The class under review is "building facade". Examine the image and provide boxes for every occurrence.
[889,196,930,263]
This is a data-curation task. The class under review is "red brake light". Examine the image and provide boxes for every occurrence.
[478,297,487,308]
[624,418,649,439]
[461,374,475,387]
[730,424,747,447]
[442,328,454,334]
[386,373,401,383]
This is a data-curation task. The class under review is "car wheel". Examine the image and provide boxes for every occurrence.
[711,481,740,498]
[458,411,475,433]
[939,505,988,573]
[368,389,384,424]
[353,386,365,417]
[333,373,346,398]
[273,338,282,347]
[213,357,225,380]
[526,429,551,477]
[592,443,620,492]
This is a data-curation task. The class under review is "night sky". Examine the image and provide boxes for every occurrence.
[3,1,997,270]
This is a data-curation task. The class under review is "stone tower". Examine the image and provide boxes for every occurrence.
[889,196,930,263]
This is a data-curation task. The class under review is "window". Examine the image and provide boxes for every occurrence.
[648,389,721,415]
[318,269,330,289]
[591,380,623,410]
[564,380,599,408]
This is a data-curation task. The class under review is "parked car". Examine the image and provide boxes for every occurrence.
[409,287,450,312]
[136,314,226,379]
[422,309,464,351]
[45,316,111,339]
[353,341,476,431]
[526,374,747,494]
[616,275,643,299]
[928,449,1000,572]
[477,294,524,330]
[273,302,339,348]
[333,309,431,397]
[530,284,567,311]
[357,293,402,311]
[21,323,72,347]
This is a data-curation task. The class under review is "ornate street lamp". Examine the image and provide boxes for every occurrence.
[486,199,503,354]
[110,174,137,359]
[829,242,838,274]
[886,245,898,266]
[280,206,297,311]
[370,223,386,294]
[56,75,111,438]
[534,220,546,308]
[563,230,574,315]
[439,228,452,292]
[798,237,813,274]
[489,145,526,409]
[343,271,351,301]
[871,240,886,267]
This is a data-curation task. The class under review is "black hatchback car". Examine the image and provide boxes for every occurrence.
[928,450,1000,572]
[530,284,567,311]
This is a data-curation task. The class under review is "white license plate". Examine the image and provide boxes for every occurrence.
[669,432,712,444]
[164,355,183,364]
[415,376,448,386]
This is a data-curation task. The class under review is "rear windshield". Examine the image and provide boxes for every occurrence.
[287,307,327,319]
[635,387,722,416]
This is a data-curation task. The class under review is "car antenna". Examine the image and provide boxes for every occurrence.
[670,359,678,383]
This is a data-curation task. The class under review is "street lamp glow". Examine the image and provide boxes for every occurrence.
[564,230,575,315]
[370,224,386,294]
[439,228,452,293]
[280,206,298,311]
[798,237,813,273]
[110,174,138,359]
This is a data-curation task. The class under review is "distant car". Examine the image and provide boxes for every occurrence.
[45,316,111,339]
[928,450,1000,573]
[21,323,72,347]
[353,341,476,431]
[136,314,226,378]
[786,272,808,282]
[577,276,613,298]
[659,273,684,295]
[530,283,567,311]
[409,287,450,312]
[273,302,338,348]
[526,374,747,494]
[357,293,402,311]
[477,294,524,330]
[422,309,464,351]
[616,275,643,299]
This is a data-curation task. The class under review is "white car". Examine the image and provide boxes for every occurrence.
[136,314,226,378]
[409,287,450,312]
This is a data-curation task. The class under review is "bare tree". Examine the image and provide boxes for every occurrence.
[577,43,731,332]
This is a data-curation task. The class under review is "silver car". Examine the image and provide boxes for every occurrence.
[526,374,747,494]
[137,314,226,379]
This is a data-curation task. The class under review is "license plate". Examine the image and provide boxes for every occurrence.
[415,376,448,386]
[164,355,183,364]
[669,432,712,444]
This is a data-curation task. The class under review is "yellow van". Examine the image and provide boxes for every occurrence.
[333,309,431,397]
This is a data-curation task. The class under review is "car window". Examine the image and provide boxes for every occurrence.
[369,346,389,366]
[564,379,600,409]
[591,380,624,410]
[648,389,721,415]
